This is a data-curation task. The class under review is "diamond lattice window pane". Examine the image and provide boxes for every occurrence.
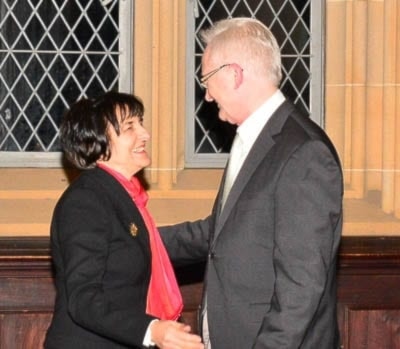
[0,0,120,152]
[194,0,311,155]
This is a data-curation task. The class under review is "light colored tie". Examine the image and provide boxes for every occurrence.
[202,312,211,348]
[221,133,245,208]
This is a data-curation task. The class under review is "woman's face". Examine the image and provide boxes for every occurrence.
[104,108,151,179]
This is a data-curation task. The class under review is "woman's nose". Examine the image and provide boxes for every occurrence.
[140,125,150,140]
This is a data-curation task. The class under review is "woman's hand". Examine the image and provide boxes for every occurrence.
[151,320,204,349]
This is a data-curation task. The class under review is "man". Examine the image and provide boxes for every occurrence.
[160,17,343,349]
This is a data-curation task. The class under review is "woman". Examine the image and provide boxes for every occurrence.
[44,92,204,349]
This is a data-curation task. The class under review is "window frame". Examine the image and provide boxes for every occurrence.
[0,0,134,168]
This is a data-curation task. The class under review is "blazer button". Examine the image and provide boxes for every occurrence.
[208,252,215,259]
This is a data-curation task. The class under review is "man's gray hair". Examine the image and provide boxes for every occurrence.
[201,17,282,86]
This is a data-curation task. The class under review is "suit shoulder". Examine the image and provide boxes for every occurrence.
[55,171,103,211]
[56,168,125,210]
[65,168,123,194]
[278,104,341,166]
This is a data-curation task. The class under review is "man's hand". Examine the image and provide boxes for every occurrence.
[151,320,204,349]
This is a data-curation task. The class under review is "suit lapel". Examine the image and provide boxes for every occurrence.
[91,168,151,257]
[213,100,295,243]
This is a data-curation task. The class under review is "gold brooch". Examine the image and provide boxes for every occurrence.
[129,223,138,237]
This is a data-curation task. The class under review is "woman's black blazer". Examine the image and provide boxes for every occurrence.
[45,168,156,349]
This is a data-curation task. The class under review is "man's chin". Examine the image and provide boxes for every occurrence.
[219,114,236,125]
[218,111,229,123]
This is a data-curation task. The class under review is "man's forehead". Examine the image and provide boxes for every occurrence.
[201,48,213,72]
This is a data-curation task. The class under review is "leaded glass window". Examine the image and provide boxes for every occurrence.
[185,0,324,167]
[0,0,133,167]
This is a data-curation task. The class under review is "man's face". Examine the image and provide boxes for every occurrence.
[201,48,238,125]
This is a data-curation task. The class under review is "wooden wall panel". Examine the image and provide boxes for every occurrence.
[346,310,400,349]
[0,313,52,349]
[0,237,204,348]
[337,237,400,349]
[1,237,400,349]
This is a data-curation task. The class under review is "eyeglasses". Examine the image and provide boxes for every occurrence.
[200,64,230,89]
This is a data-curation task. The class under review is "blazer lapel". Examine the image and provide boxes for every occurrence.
[213,100,295,243]
[92,168,151,258]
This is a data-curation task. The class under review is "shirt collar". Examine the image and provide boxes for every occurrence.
[236,90,285,152]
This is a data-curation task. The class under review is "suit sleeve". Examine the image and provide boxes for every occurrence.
[254,140,343,348]
[159,217,210,265]
[52,187,155,347]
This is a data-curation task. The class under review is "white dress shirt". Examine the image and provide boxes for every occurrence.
[236,89,286,159]
[221,90,286,207]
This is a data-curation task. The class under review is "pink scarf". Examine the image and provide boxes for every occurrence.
[98,164,183,320]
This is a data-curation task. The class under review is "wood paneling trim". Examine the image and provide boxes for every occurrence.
[339,236,400,270]
[2,235,400,259]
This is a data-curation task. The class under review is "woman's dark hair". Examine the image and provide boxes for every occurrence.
[60,91,144,169]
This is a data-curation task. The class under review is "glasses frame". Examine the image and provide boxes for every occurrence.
[200,63,230,89]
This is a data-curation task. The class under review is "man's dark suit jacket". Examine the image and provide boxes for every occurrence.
[160,99,343,349]
[45,168,155,349]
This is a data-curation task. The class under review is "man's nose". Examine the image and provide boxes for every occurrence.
[204,89,213,102]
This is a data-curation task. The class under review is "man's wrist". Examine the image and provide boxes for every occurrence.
[143,319,159,347]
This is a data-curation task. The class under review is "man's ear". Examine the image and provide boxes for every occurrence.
[231,63,244,89]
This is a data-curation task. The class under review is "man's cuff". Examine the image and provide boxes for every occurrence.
[143,319,159,347]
